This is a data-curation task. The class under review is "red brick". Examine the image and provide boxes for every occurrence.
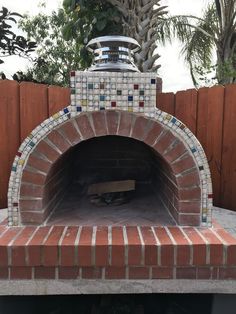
[140,227,157,265]
[60,226,79,266]
[183,228,206,265]
[82,267,102,279]
[167,205,179,225]
[10,266,32,279]
[176,267,197,279]
[154,227,174,266]
[211,267,219,279]
[117,112,134,137]
[106,110,120,134]
[0,228,21,266]
[172,154,196,174]
[131,116,150,140]
[177,171,200,188]
[197,267,211,279]
[168,227,191,266]
[214,228,236,265]
[95,227,108,266]
[126,226,142,265]
[199,229,224,265]
[34,266,55,279]
[164,141,187,163]
[143,122,163,146]
[178,214,200,226]
[0,225,7,232]
[75,114,95,139]
[27,154,51,173]
[20,211,45,225]
[153,131,176,155]
[27,226,51,266]
[43,226,65,266]
[19,199,43,211]
[21,170,46,185]
[59,120,81,146]
[78,227,93,266]
[105,267,126,279]
[20,184,44,198]
[35,140,61,162]
[46,130,71,153]
[178,188,201,201]
[92,111,107,136]
[111,227,125,266]
[0,226,6,233]
[11,227,35,266]
[0,267,8,279]
[58,267,79,279]
[152,267,173,279]
[177,201,201,214]
[129,267,149,279]
[219,267,236,279]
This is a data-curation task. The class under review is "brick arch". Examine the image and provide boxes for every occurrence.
[8,109,213,227]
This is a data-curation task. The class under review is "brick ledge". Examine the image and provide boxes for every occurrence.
[0,224,235,281]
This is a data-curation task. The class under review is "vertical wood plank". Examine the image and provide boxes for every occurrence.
[0,81,20,208]
[175,89,198,134]
[48,85,70,116]
[156,92,175,115]
[221,84,236,211]
[20,82,48,142]
[197,86,224,206]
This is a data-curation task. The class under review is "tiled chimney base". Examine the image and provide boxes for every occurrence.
[0,223,236,281]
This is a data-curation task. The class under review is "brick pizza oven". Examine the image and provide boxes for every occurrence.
[2,36,236,288]
[7,36,212,228]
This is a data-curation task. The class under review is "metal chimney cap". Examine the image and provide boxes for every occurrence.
[86,35,140,53]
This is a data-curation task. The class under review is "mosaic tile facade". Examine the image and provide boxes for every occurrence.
[7,71,213,227]
[69,71,157,115]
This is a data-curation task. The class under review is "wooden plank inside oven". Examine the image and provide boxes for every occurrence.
[87,180,135,195]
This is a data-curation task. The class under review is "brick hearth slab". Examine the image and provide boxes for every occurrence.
[0,223,236,280]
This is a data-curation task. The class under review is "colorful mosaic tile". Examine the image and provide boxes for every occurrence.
[69,72,157,115]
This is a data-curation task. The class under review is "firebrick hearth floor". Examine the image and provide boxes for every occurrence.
[47,184,176,226]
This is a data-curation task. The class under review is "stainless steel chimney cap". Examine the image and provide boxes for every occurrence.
[86,35,140,72]
[86,35,140,53]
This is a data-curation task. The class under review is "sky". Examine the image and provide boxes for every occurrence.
[0,0,210,92]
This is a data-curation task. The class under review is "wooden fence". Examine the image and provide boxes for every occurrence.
[0,81,236,212]
[0,81,70,208]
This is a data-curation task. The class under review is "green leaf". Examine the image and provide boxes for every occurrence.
[95,18,107,31]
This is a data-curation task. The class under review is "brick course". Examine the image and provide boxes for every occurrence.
[0,225,235,280]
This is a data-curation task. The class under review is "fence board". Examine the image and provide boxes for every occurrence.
[0,81,20,208]
[156,92,175,115]
[197,86,224,206]
[175,89,198,134]
[20,82,48,142]
[48,86,70,116]
[220,84,236,210]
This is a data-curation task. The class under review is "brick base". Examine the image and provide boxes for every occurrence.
[2,266,235,280]
[0,224,236,280]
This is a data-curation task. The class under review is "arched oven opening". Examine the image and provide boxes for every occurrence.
[45,135,176,226]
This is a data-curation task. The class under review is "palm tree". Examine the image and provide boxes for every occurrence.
[179,0,236,86]
[64,0,187,72]
[64,0,236,85]
[108,0,168,72]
